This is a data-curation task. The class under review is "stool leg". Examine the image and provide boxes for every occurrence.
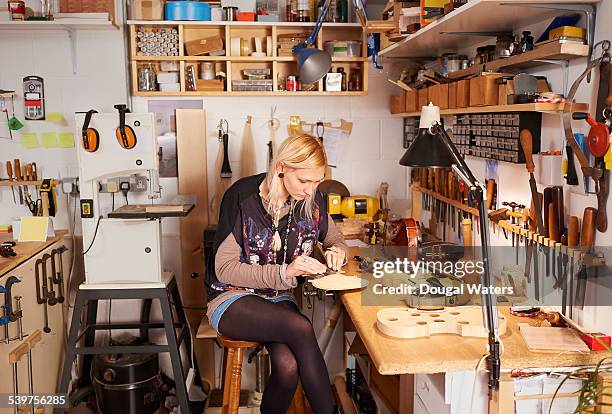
[54,290,86,414]
[229,348,244,414]
[222,347,235,414]
[160,292,189,414]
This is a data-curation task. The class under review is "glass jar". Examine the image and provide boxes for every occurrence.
[138,63,157,91]
[200,62,215,80]
[348,69,361,91]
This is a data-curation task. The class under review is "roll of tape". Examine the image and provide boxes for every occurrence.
[231,37,241,57]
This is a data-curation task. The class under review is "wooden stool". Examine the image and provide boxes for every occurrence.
[217,334,306,414]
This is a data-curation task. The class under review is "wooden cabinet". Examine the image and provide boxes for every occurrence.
[128,21,369,96]
[0,236,71,401]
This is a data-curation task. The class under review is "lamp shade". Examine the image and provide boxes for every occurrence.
[295,46,332,84]
[399,103,456,168]
[399,126,456,167]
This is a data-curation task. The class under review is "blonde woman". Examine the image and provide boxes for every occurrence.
[206,134,348,414]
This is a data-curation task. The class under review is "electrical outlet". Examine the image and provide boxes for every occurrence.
[107,181,119,193]
[62,178,79,195]
[133,175,147,192]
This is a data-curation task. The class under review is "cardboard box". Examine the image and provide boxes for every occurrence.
[469,73,506,107]
[418,87,429,109]
[130,0,162,20]
[196,79,225,92]
[428,83,449,109]
[185,35,224,56]
[405,89,419,113]
[448,82,457,109]
[390,93,406,114]
[456,80,470,108]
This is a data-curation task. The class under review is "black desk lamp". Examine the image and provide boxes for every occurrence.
[400,104,501,393]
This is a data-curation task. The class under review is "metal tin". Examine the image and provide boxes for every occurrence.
[286,75,299,91]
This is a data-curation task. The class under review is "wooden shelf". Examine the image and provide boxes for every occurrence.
[447,41,589,80]
[393,102,589,117]
[129,21,368,96]
[0,180,60,187]
[0,19,117,30]
[128,20,362,27]
[379,0,597,59]
[132,90,367,96]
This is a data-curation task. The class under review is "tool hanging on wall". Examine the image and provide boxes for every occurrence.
[34,258,52,333]
[267,106,279,168]
[1,276,22,344]
[210,119,231,224]
[51,246,66,304]
[240,115,256,178]
[39,179,57,217]
[9,329,42,414]
[5,161,17,204]
[562,40,610,233]
[114,104,137,150]
[23,76,45,121]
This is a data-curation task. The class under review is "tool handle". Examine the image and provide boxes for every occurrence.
[529,193,542,232]
[568,216,579,247]
[549,203,559,242]
[31,163,37,181]
[596,171,608,233]
[8,342,29,364]
[553,186,564,237]
[6,161,13,181]
[486,179,495,210]
[41,192,50,217]
[462,218,472,247]
[13,159,21,181]
[580,207,597,248]
[25,164,32,181]
[572,112,588,121]
[520,129,535,173]
[543,187,553,238]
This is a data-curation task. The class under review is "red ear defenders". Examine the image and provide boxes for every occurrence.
[114,104,137,150]
[81,109,99,153]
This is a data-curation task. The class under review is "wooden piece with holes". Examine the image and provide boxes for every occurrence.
[376,306,508,339]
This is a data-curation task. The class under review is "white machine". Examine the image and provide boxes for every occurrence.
[75,109,165,286]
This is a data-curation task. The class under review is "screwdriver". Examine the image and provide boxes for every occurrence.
[5,161,16,204]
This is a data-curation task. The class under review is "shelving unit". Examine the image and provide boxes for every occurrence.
[127,21,368,96]
[378,0,598,59]
[446,41,589,80]
[393,102,589,117]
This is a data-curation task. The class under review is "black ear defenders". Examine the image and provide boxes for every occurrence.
[114,104,137,150]
[81,109,99,152]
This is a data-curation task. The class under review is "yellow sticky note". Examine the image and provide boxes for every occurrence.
[20,132,40,148]
[58,132,75,148]
[46,112,64,124]
[41,132,58,148]
[18,216,49,242]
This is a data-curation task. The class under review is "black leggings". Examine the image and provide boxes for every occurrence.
[217,295,335,414]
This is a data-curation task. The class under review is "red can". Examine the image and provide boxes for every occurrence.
[286,75,299,91]
[8,0,26,20]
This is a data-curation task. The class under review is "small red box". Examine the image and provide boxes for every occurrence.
[237,11,256,21]
[581,332,611,351]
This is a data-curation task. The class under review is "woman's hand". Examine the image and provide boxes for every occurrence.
[324,246,346,272]
[286,255,327,278]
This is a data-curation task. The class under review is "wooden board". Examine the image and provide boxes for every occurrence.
[310,274,368,291]
[376,306,507,339]
[518,324,590,353]
[392,102,590,117]
[0,231,67,277]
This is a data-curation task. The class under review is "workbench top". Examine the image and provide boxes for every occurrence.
[0,230,68,276]
[341,247,607,376]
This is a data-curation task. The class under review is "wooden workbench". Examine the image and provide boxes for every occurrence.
[339,247,607,412]
[0,230,68,276]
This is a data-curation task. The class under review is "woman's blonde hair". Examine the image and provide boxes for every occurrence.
[265,133,327,220]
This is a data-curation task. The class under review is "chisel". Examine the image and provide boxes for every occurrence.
[520,130,545,235]
[575,207,596,309]
[567,216,579,317]
[5,161,16,204]
[13,159,23,204]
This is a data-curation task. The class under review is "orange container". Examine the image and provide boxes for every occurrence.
[237,11,256,21]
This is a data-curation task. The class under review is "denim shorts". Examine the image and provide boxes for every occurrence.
[210,293,296,332]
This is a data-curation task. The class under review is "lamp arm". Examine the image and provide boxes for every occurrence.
[306,0,332,45]
[436,123,501,392]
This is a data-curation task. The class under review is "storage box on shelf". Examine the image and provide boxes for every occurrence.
[128,21,368,96]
